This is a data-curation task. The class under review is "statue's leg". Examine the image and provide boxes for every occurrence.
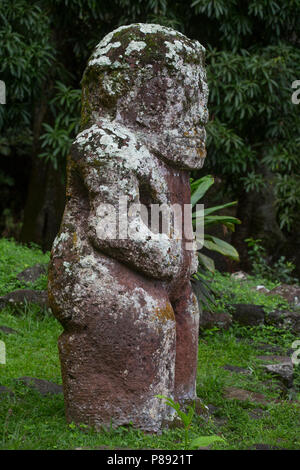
[171,281,200,405]
[56,271,177,433]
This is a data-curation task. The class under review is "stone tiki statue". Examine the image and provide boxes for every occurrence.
[48,23,208,432]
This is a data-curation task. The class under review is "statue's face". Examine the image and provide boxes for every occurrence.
[116,63,208,170]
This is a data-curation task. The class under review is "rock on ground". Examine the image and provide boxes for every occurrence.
[267,284,300,307]
[265,310,300,335]
[231,304,265,326]
[16,263,48,283]
[231,271,248,281]
[199,311,232,331]
[0,385,14,398]
[257,355,294,389]
[222,364,251,374]
[224,387,269,405]
[0,325,19,335]
[15,377,63,396]
[0,289,49,310]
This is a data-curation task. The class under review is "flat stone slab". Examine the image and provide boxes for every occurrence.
[256,355,292,364]
[267,284,300,307]
[248,408,266,420]
[222,364,251,374]
[265,310,300,334]
[231,304,265,326]
[255,343,283,354]
[224,387,269,405]
[199,311,232,331]
[0,325,19,335]
[257,355,294,389]
[16,264,48,283]
[15,377,63,396]
[0,289,49,310]
[263,364,293,389]
[0,385,14,398]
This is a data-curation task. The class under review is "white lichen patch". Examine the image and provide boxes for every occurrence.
[138,23,177,36]
[63,261,72,275]
[88,55,111,68]
[164,40,194,66]
[96,41,121,57]
[52,232,70,251]
[125,40,146,55]
[94,25,129,51]
[88,37,129,69]
[89,37,123,67]
[75,120,168,202]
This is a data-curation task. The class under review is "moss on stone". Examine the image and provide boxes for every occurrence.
[73,231,77,249]
[154,302,175,323]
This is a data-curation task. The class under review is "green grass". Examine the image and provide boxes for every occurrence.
[0,239,299,450]
[196,329,300,449]
[0,238,49,295]
[208,270,291,314]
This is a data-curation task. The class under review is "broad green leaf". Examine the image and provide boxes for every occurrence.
[203,215,241,227]
[177,410,189,426]
[224,222,235,232]
[203,201,238,216]
[186,406,195,423]
[198,252,215,273]
[189,435,226,449]
[155,395,180,412]
[203,235,240,261]
[191,175,214,207]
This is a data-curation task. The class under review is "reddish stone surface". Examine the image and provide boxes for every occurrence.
[48,23,208,432]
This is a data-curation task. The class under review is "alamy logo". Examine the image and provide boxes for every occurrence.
[93,197,204,251]
[0,340,6,364]
[291,80,300,105]
[0,80,6,104]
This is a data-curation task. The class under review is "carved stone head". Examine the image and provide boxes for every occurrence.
[82,23,208,169]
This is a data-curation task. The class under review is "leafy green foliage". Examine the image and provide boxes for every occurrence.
[189,434,226,449]
[245,238,298,284]
[196,1,300,231]
[0,0,55,153]
[39,82,81,170]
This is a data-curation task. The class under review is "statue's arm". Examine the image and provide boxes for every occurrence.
[82,165,183,280]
